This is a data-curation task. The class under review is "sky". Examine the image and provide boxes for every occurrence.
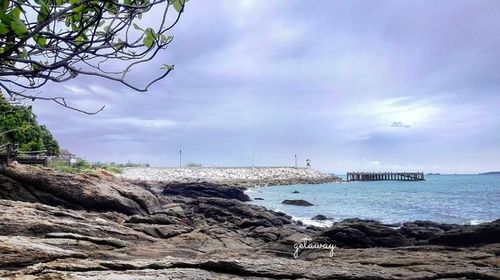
[27,0,500,174]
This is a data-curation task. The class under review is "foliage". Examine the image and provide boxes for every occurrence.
[50,159,149,174]
[0,0,186,113]
[0,95,59,155]
[186,162,201,167]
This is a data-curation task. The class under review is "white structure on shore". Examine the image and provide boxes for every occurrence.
[120,167,337,185]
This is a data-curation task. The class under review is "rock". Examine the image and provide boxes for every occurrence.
[312,215,329,221]
[1,165,499,279]
[162,182,250,201]
[292,190,300,193]
[400,220,455,241]
[120,167,342,187]
[0,164,164,215]
[282,199,313,206]
[322,219,412,248]
[254,197,264,200]
[428,219,500,246]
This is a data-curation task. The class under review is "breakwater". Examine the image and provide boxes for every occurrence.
[120,167,341,186]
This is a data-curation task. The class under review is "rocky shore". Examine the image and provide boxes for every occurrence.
[120,167,342,187]
[0,164,499,279]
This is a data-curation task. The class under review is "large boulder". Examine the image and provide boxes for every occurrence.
[0,164,164,215]
[428,219,500,246]
[321,219,412,248]
[400,220,459,242]
[162,182,250,201]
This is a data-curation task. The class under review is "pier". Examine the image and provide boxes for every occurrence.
[347,172,424,181]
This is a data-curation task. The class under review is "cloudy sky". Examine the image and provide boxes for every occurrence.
[30,0,500,174]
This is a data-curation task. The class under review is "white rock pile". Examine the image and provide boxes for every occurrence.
[119,167,340,186]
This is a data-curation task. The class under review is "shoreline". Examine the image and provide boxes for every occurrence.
[1,164,499,279]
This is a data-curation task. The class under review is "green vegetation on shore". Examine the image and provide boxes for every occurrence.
[49,159,149,174]
[0,96,59,155]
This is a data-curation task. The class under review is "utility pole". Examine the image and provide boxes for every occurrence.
[179,149,182,167]
[294,154,297,168]
[252,153,254,168]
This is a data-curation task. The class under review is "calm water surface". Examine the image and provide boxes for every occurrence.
[246,175,500,226]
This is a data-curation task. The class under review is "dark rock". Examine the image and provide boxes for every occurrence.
[162,182,250,201]
[282,199,313,206]
[254,197,264,200]
[428,219,500,246]
[400,220,458,241]
[322,219,412,248]
[311,215,329,221]
[292,190,300,194]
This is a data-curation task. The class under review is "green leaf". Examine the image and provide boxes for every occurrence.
[160,34,173,44]
[171,0,185,13]
[10,18,27,37]
[20,48,27,59]
[8,7,20,19]
[133,23,143,31]
[1,0,9,10]
[143,35,153,48]
[161,64,174,71]
[64,16,71,27]
[34,35,47,47]
[0,22,8,35]
[37,1,50,23]
[74,35,85,45]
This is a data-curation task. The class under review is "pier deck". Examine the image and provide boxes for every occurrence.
[347,172,424,181]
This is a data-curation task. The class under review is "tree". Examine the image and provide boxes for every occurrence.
[0,95,59,155]
[0,0,186,114]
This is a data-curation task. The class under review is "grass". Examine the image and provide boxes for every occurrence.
[49,159,126,175]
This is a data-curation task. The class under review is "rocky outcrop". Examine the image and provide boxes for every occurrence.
[282,199,313,206]
[0,165,499,279]
[321,219,413,248]
[162,182,251,201]
[428,219,500,246]
[0,163,164,214]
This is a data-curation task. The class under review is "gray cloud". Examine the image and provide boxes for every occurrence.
[26,0,500,173]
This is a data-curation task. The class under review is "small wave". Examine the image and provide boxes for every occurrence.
[291,216,334,228]
[467,219,489,225]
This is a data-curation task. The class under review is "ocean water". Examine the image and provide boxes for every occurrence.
[246,175,500,226]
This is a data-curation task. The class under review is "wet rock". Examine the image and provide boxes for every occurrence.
[428,219,500,246]
[312,214,330,221]
[254,197,264,200]
[322,219,412,248]
[282,199,313,206]
[292,190,300,194]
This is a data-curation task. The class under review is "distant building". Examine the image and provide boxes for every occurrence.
[58,149,77,165]
[59,149,75,160]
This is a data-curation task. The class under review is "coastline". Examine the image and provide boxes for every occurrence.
[0,164,499,279]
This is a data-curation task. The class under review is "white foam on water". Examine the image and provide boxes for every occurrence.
[292,216,334,228]
[467,219,488,225]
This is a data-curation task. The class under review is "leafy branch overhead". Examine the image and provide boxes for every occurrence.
[0,0,186,114]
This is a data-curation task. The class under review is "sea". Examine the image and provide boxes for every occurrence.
[245,174,500,227]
